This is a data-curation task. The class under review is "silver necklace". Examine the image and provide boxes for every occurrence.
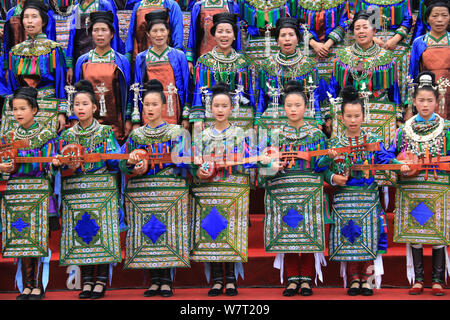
[72,119,101,137]
[14,122,41,141]
[210,47,239,64]
[275,48,303,67]
[140,123,170,139]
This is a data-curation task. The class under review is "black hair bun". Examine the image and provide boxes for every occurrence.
[284,80,303,94]
[425,0,449,7]
[210,82,230,95]
[145,8,170,24]
[74,79,95,95]
[145,79,164,93]
[14,86,38,100]
[350,9,375,30]
[24,0,50,14]
[341,85,360,103]
[10,86,39,111]
[275,17,300,30]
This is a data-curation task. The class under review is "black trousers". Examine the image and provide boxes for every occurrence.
[80,264,109,284]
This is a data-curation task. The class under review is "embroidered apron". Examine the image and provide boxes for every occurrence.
[264,172,325,253]
[190,173,250,263]
[394,172,450,245]
[1,177,50,258]
[123,168,190,269]
[59,173,122,266]
[328,187,381,261]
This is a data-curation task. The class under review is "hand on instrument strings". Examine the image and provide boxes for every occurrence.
[52,156,62,167]
[196,167,211,179]
[332,174,348,186]
[188,62,194,75]
[327,149,338,159]
[127,151,142,165]
[400,164,411,174]
[0,162,14,173]
[271,159,285,172]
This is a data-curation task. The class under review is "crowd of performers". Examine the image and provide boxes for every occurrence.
[0,0,448,300]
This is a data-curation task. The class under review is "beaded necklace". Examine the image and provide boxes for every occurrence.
[72,119,101,149]
[403,115,446,157]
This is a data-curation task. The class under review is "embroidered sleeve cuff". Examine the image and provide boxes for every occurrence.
[125,52,132,63]
[186,49,194,62]
[329,174,338,186]
[66,57,73,69]
[189,110,205,122]
[182,106,190,119]
[328,27,345,44]
[58,100,68,114]
[119,159,134,175]
[394,26,409,39]
[390,158,403,165]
